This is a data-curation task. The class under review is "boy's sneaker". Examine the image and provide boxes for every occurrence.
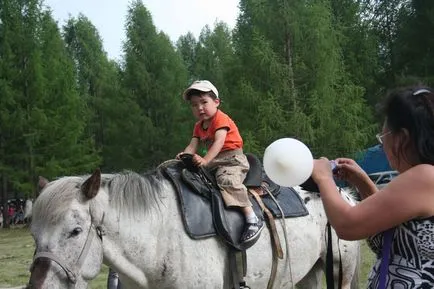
[240,218,265,243]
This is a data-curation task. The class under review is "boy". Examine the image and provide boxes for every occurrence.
[177,80,264,243]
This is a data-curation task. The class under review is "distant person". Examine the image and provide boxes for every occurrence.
[14,204,24,224]
[0,205,3,228]
[7,203,15,225]
[312,86,434,288]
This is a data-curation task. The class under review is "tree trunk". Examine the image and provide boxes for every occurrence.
[2,173,10,229]
[285,31,297,111]
[283,0,297,111]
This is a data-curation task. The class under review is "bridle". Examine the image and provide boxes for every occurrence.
[30,212,105,285]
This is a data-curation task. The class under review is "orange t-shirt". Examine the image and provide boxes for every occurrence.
[193,109,243,152]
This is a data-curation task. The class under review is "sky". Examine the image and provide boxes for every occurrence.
[44,0,240,61]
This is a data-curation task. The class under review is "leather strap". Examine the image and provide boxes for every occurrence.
[229,250,241,289]
[379,228,394,289]
[249,188,283,258]
[32,251,77,283]
[249,188,282,289]
[265,186,295,289]
[325,222,343,289]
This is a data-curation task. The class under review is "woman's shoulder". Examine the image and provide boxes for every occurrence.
[398,165,434,217]
[404,164,434,183]
[397,164,434,180]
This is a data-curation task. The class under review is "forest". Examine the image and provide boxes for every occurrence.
[1,0,433,209]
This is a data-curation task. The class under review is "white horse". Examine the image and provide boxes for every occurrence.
[27,163,360,289]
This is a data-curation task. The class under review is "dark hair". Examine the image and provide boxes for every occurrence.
[186,89,218,101]
[382,85,434,165]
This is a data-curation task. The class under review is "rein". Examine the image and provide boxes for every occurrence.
[30,211,105,285]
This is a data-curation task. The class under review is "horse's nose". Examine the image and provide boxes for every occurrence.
[26,280,37,289]
[28,258,51,289]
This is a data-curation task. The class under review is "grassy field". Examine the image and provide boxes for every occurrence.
[0,227,375,288]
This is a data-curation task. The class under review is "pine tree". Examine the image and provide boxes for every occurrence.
[122,1,189,168]
[0,0,99,208]
[232,0,374,157]
[176,32,197,81]
[393,0,434,86]
[37,11,100,178]
[63,14,144,171]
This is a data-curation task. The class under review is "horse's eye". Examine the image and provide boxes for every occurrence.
[69,227,82,238]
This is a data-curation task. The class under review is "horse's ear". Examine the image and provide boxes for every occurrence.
[81,168,101,199]
[38,176,49,191]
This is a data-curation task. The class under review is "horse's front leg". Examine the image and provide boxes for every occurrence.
[338,239,361,289]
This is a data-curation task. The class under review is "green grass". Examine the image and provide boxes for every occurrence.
[0,227,375,288]
[359,240,376,288]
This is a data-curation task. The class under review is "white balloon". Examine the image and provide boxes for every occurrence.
[263,138,314,187]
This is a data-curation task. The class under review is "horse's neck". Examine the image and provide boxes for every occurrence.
[101,182,185,275]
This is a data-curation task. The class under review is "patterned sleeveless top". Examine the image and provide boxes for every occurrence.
[366,217,434,288]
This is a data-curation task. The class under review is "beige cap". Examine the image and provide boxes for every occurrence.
[182,80,219,100]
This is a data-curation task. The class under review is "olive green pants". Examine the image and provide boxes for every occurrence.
[206,149,251,208]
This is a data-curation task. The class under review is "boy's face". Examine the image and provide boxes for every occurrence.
[189,94,220,121]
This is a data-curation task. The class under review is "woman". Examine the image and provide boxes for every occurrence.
[312,86,434,288]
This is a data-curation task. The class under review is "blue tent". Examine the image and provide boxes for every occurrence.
[356,145,392,174]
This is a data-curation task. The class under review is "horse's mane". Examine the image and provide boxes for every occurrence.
[33,169,167,224]
[102,170,165,217]
[339,186,361,204]
[33,177,84,224]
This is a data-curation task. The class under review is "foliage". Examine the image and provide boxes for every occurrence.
[122,0,189,169]
[1,0,433,199]
[0,0,99,204]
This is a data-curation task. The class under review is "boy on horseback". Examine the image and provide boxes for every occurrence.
[177,80,264,243]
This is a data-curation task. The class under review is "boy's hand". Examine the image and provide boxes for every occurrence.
[192,154,208,167]
[176,152,184,160]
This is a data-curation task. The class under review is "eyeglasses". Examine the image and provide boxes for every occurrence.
[376,131,391,144]
[413,89,431,96]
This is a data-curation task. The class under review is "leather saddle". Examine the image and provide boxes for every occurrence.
[160,153,309,251]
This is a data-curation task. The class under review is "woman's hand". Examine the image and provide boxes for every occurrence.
[312,157,334,184]
[335,158,368,186]
[335,158,378,199]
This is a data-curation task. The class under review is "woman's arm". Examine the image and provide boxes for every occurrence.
[314,161,434,240]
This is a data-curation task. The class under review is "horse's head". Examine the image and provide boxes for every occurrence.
[28,169,105,289]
